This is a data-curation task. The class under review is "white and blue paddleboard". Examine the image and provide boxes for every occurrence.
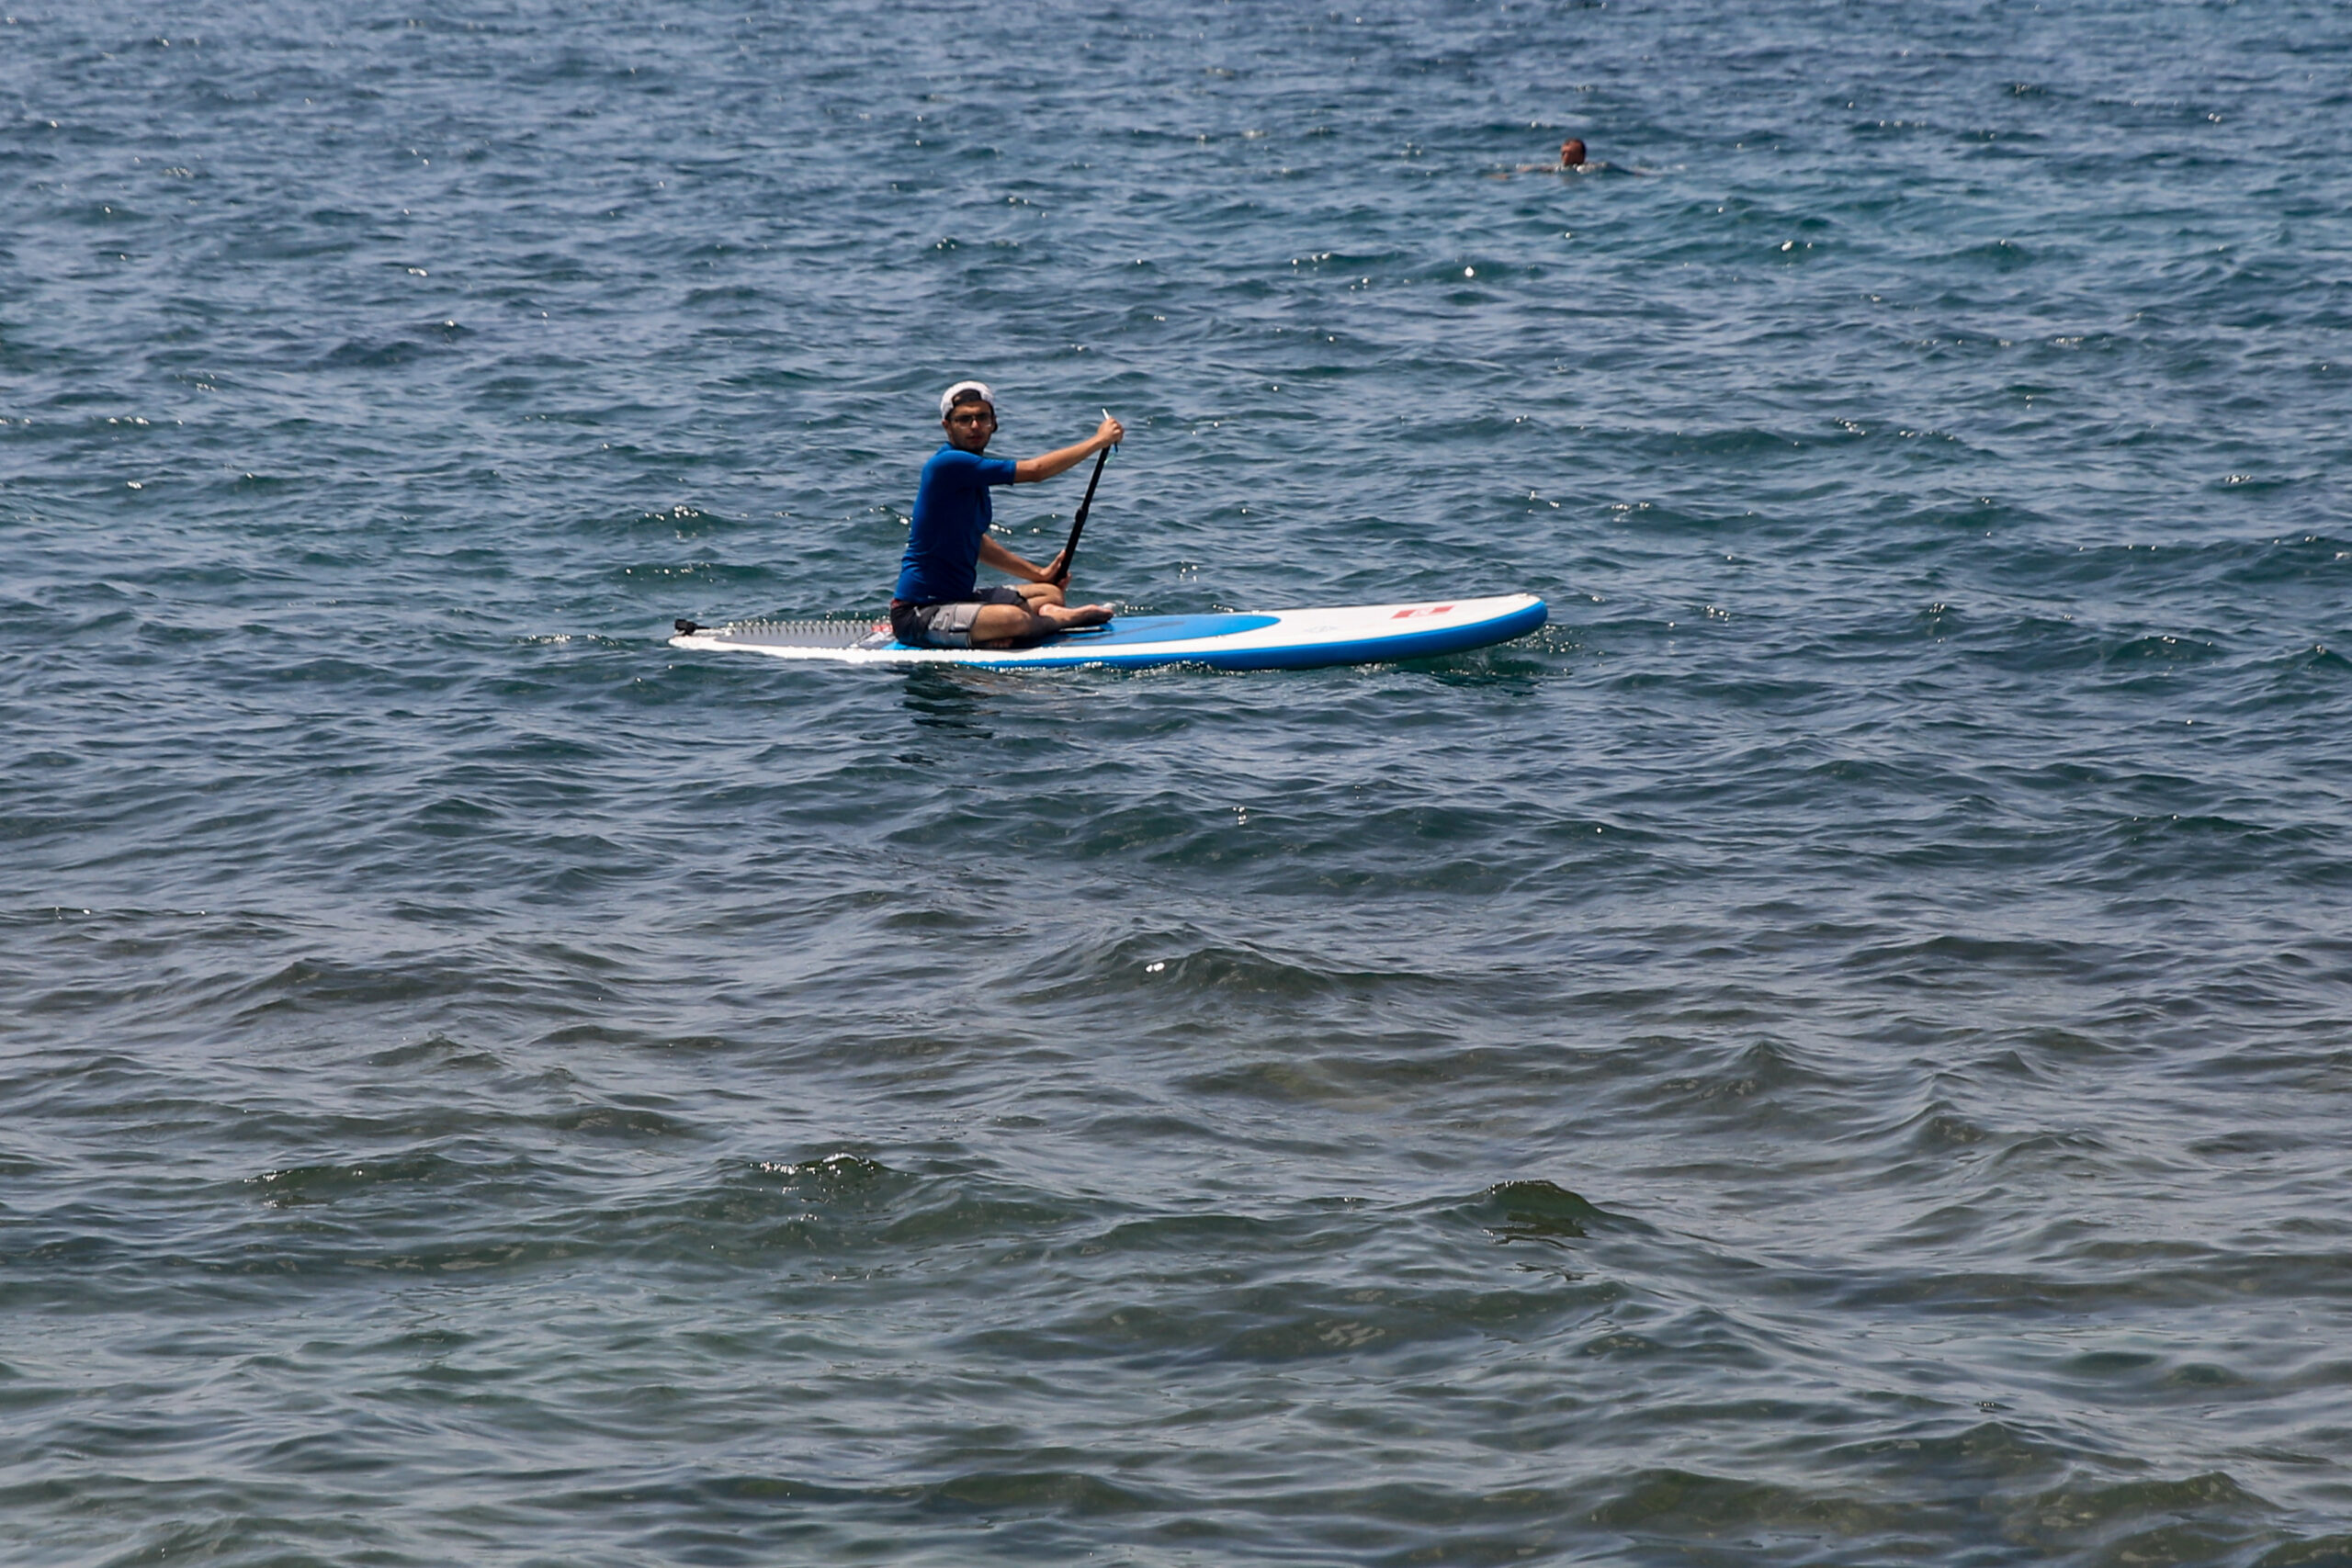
[669,593,1545,671]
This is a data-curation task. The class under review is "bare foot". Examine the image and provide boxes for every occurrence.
[1044,603,1114,629]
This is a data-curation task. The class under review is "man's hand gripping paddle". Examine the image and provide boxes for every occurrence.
[1051,416,1114,588]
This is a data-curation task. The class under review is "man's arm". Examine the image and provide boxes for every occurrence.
[1012,414,1123,483]
[978,535,1067,584]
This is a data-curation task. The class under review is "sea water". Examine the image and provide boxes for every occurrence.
[5,1,2351,1562]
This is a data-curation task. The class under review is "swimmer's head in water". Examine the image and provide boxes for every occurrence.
[1560,138,1587,167]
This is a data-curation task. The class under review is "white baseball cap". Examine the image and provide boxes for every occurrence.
[938,380,995,420]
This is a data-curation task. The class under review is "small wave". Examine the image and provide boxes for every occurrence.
[249,1153,460,1207]
[1456,1179,1621,1244]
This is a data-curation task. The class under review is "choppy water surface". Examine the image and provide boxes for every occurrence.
[6,1,2352,1562]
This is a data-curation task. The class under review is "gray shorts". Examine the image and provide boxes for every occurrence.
[890,585,1026,649]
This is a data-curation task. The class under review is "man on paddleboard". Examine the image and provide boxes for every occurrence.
[890,381,1122,649]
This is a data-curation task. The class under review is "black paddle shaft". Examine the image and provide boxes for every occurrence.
[1055,446,1111,585]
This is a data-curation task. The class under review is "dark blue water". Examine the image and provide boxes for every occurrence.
[6,2,2352,1562]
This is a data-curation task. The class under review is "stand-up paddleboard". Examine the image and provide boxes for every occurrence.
[669,593,1545,671]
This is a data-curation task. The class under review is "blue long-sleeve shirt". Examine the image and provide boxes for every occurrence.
[894,446,1018,604]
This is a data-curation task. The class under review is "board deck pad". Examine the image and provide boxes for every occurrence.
[669,594,1545,671]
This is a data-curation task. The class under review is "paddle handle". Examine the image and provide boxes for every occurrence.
[1055,445,1111,585]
